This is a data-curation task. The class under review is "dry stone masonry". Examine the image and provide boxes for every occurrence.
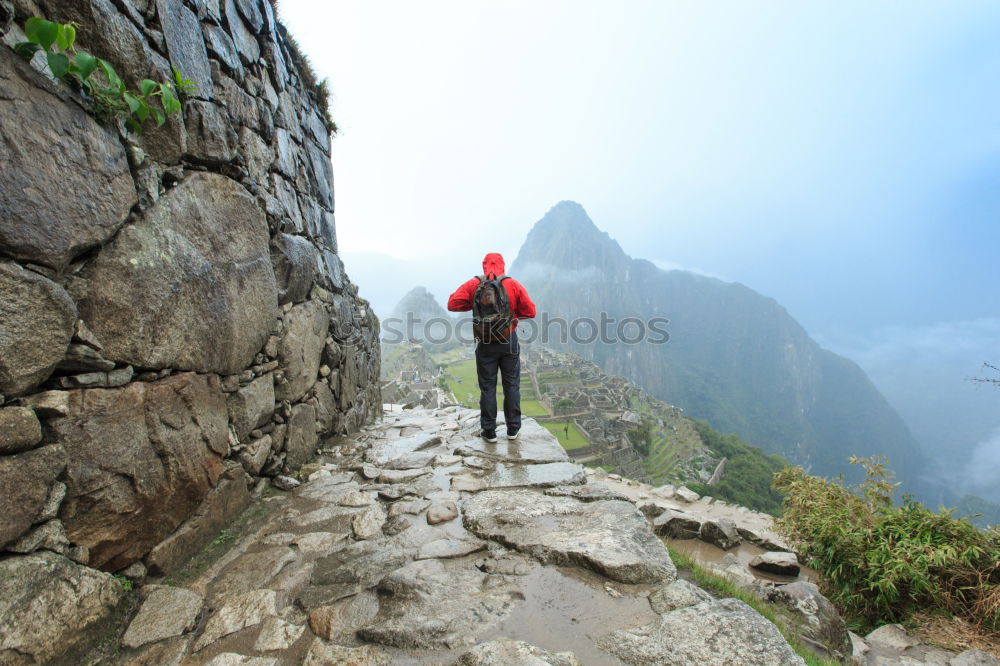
[0,0,378,660]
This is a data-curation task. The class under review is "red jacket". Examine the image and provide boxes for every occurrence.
[447,253,536,332]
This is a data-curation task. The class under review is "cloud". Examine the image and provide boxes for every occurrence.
[651,260,729,282]
[963,426,1000,500]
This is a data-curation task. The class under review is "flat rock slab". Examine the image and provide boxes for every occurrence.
[457,638,582,665]
[478,462,586,490]
[545,483,631,503]
[193,589,278,651]
[364,433,443,466]
[301,638,393,666]
[298,540,412,610]
[463,490,676,584]
[452,421,569,464]
[208,547,297,604]
[123,586,203,648]
[358,558,522,649]
[417,538,487,560]
[597,598,806,665]
[294,474,356,501]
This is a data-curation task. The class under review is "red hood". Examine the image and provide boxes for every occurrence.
[482,253,505,279]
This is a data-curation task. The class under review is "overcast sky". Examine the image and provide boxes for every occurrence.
[276,1,999,481]
[279,0,999,337]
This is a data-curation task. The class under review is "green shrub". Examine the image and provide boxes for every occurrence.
[774,457,1000,632]
[13,16,192,133]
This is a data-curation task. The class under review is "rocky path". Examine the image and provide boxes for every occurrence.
[112,406,807,666]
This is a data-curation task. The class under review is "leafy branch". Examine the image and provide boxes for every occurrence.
[13,16,195,134]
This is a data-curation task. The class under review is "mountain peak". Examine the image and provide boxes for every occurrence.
[512,201,628,272]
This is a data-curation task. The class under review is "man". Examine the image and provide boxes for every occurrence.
[448,253,536,442]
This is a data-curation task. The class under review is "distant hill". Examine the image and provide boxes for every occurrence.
[510,201,930,494]
[385,286,461,353]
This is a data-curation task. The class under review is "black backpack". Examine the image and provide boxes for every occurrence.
[472,275,513,343]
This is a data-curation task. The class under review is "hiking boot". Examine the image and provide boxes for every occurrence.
[480,429,497,443]
[506,427,520,440]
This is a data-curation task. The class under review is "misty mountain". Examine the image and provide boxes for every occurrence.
[383,286,460,351]
[510,201,932,496]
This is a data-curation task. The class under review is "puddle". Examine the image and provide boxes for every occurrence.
[383,563,654,665]
[668,538,818,584]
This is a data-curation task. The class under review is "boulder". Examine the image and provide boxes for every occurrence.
[766,581,851,661]
[76,172,278,375]
[275,299,329,402]
[270,233,319,305]
[357,558,521,649]
[652,510,702,539]
[227,374,275,442]
[648,579,713,613]
[284,402,318,472]
[699,518,742,550]
[952,650,1000,666]
[0,406,42,454]
[457,639,581,665]
[865,624,919,652]
[122,586,204,649]
[749,551,800,576]
[597,598,806,665]
[0,262,77,396]
[51,373,229,570]
[0,551,123,664]
[0,444,66,549]
[426,501,459,524]
[0,47,136,271]
[463,490,676,584]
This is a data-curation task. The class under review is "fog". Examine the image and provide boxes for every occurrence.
[278,0,999,494]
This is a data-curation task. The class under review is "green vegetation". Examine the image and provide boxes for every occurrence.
[774,457,1000,634]
[111,573,134,593]
[954,494,1000,530]
[541,421,588,450]
[689,420,788,516]
[438,359,548,418]
[627,416,655,457]
[14,17,192,133]
[666,544,840,666]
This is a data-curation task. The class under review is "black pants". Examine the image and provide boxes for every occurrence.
[475,332,520,432]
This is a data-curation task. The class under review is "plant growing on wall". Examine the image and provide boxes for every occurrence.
[13,17,195,133]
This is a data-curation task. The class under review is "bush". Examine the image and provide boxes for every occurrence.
[774,457,1000,632]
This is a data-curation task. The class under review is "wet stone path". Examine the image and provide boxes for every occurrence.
[113,406,804,666]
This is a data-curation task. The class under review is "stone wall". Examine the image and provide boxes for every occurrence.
[0,0,379,605]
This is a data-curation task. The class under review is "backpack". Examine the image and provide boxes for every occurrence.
[472,275,513,343]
